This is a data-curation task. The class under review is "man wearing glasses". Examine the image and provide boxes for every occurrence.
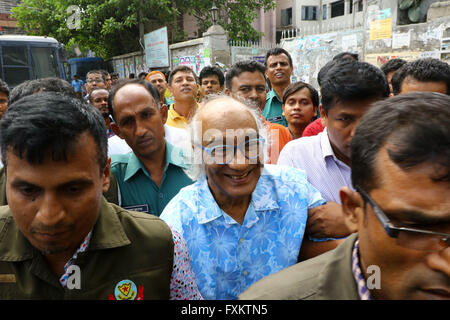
[84,70,107,102]
[160,96,338,300]
[240,92,450,300]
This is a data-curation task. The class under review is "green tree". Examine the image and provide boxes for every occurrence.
[12,0,276,58]
[177,0,277,42]
[12,0,177,58]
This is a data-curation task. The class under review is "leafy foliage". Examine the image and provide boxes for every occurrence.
[398,0,423,23]
[177,0,276,42]
[12,0,276,58]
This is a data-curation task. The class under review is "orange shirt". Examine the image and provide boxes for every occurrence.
[265,121,292,164]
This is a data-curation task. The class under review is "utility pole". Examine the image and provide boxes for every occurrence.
[362,0,368,60]
[138,0,145,51]
[319,0,323,34]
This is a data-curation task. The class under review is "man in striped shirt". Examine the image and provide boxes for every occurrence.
[278,61,390,258]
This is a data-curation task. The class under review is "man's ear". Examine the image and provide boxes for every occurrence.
[313,104,318,118]
[102,157,111,194]
[282,103,286,117]
[110,122,123,139]
[319,104,327,127]
[339,187,363,234]
[160,103,168,124]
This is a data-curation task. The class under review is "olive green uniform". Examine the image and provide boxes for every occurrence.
[0,198,174,299]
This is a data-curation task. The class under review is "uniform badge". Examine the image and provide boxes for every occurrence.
[108,280,144,300]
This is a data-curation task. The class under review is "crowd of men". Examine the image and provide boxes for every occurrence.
[0,48,448,301]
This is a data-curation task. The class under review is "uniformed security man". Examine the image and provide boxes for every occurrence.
[0,92,201,299]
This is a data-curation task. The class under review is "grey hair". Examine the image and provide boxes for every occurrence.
[184,94,269,181]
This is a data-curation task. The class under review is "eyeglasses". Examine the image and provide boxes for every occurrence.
[86,78,104,83]
[200,137,265,164]
[357,187,450,252]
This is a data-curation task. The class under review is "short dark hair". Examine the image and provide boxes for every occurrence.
[138,72,148,79]
[0,78,9,97]
[391,58,450,95]
[320,61,390,115]
[317,60,341,88]
[333,52,359,61]
[380,58,407,76]
[199,66,225,87]
[110,72,119,78]
[108,79,161,121]
[87,70,106,82]
[225,60,266,90]
[0,92,108,174]
[351,92,450,192]
[282,81,319,107]
[89,88,109,103]
[168,65,197,85]
[265,47,293,67]
[9,78,77,105]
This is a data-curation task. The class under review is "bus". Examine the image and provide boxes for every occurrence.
[67,57,106,82]
[0,35,67,88]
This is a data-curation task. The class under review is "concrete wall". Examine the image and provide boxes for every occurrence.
[169,38,206,75]
[279,0,450,89]
[281,29,364,89]
[109,51,147,78]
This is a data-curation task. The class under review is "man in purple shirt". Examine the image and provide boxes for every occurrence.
[278,61,390,258]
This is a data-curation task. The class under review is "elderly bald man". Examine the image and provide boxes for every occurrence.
[160,95,339,300]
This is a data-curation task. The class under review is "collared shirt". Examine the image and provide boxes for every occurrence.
[263,89,288,127]
[110,140,193,216]
[59,226,202,300]
[0,198,200,299]
[278,128,353,203]
[59,230,92,287]
[71,79,84,92]
[265,120,292,164]
[165,103,199,129]
[352,239,374,300]
[160,164,326,300]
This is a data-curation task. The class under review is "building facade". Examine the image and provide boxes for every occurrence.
[0,0,21,34]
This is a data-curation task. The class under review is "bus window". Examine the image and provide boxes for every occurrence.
[31,47,59,79]
[2,46,30,87]
[4,68,29,87]
[3,46,28,66]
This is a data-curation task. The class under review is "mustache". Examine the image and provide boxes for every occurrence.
[135,133,154,144]
[30,221,75,234]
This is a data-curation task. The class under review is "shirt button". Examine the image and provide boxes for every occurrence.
[239,238,244,244]
[159,193,164,199]
[243,271,248,276]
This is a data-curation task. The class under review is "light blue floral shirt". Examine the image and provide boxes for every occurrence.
[160,164,326,300]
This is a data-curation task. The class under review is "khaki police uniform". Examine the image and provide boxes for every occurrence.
[0,198,174,299]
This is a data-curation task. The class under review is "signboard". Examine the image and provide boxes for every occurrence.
[144,27,169,68]
[370,18,392,40]
[365,51,420,67]
[172,55,204,75]
[392,32,411,49]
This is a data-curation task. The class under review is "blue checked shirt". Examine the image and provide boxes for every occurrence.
[352,239,374,300]
[160,164,325,300]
